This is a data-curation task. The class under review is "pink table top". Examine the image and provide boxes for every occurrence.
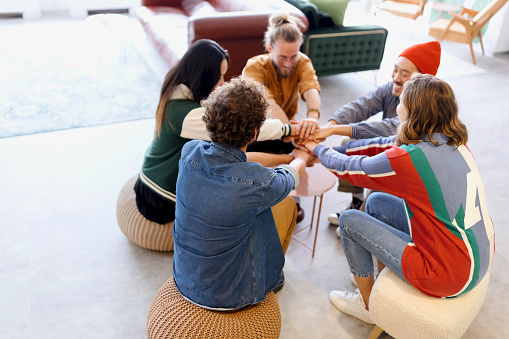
[290,163,337,198]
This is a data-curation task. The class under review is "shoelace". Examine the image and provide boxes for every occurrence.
[342,290,366,308]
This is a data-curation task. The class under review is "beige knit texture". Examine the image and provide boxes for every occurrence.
[116,175,174,251]
[369,268,490,339]
[147,278,281,339]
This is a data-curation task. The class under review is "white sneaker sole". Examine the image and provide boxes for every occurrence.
[329,291,374,325]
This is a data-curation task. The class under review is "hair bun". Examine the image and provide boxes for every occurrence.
[271,14,290,27]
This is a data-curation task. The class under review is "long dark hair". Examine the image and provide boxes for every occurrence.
[154,39,229,136]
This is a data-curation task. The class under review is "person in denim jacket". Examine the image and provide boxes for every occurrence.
[172,77,315,310]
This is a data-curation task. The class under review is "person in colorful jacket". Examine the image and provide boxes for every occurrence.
[303,73,495,324]
[324,41,442,226]
[135,39,300,246]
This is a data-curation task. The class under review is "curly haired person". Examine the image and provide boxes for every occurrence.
[172,77,315,310]
[135,39,300,227]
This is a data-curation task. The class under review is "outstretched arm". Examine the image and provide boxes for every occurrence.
[295,88,321,138]
[246,152,294,167]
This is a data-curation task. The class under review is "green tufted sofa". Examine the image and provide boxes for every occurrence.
[285,0,388,76]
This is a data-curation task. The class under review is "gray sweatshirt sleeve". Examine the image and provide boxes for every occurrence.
[351,116,400,139]
[330,82,390,125]
[330,82,400,139]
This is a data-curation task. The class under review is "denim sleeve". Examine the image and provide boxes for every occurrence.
[276,164,299,189]
[258,167,296,212]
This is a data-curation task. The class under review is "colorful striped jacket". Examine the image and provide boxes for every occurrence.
[314,133,495,298]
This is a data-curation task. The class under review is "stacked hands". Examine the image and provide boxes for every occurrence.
[286,119,335,164]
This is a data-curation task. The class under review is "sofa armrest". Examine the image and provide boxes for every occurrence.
[189,12,278,43]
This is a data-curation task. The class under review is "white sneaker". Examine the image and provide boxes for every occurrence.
[329,290,374,324]
[335,226,341,238]
[328,213,340,226]
[328,197,364,227]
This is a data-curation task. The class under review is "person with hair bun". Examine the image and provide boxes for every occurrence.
[243,13,322,143]
[302,73,494,324]
[242,13,322,221]
[172,77,315,310]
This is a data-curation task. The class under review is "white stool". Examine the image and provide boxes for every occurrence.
[368,268,490,339]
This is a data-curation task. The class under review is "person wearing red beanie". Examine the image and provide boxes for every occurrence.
[312,41,442,227]
[399,41,441,76]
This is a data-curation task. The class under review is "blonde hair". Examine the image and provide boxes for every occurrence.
[264,13,305,50]
[396,73,468,147]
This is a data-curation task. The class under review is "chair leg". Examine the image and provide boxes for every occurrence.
[368,325,384,339]
[468,42,476,65]
[478,34,485,55]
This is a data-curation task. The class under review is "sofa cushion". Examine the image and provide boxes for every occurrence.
[142,0,183,6]
[309,0,349,26]
[283,0,334,28]
[182,0,220,16]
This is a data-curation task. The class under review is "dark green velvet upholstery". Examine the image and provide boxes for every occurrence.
[302,25,388,76]
[284,0,388,76]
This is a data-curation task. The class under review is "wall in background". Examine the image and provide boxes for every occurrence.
[0,0,40,18]
[0,0,141,18]
[484,3,509,54]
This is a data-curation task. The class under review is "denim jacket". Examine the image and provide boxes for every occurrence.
[173,140,298,310]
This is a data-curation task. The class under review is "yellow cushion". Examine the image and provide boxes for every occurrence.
[429,18,470,44]
[309,0,350,26]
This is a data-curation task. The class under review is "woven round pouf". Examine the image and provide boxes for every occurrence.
[147,278,281,339]
[116,175,174,251]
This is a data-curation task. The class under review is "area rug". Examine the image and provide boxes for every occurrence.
[0,17,162,138]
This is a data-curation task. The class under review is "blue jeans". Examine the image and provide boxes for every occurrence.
[339,192,411,282]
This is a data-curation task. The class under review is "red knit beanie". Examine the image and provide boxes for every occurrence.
[399,41,441,76]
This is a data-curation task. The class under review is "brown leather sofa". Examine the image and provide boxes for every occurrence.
[136,0,307,80]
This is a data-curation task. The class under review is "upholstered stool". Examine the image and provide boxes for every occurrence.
[116,175,174,251]
[368,268,490,339]
[147,278,281,339]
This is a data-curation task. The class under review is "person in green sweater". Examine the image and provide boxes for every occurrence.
[135,39,300,254]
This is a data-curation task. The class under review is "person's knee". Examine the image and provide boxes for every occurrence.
[338,209,365,237]
[365,191,389,215]
[272,195,297,229]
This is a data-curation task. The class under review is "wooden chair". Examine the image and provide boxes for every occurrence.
[376,0,427,20]
[428,0,509,64]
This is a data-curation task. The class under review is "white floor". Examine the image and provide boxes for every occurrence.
[1,5,509,338]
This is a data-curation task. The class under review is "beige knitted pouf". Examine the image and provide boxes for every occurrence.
[116,175,174,251]
[368,268,490,339]
[147,278,281,339]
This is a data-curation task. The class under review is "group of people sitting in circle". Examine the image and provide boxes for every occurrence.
[133,12,495,326]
